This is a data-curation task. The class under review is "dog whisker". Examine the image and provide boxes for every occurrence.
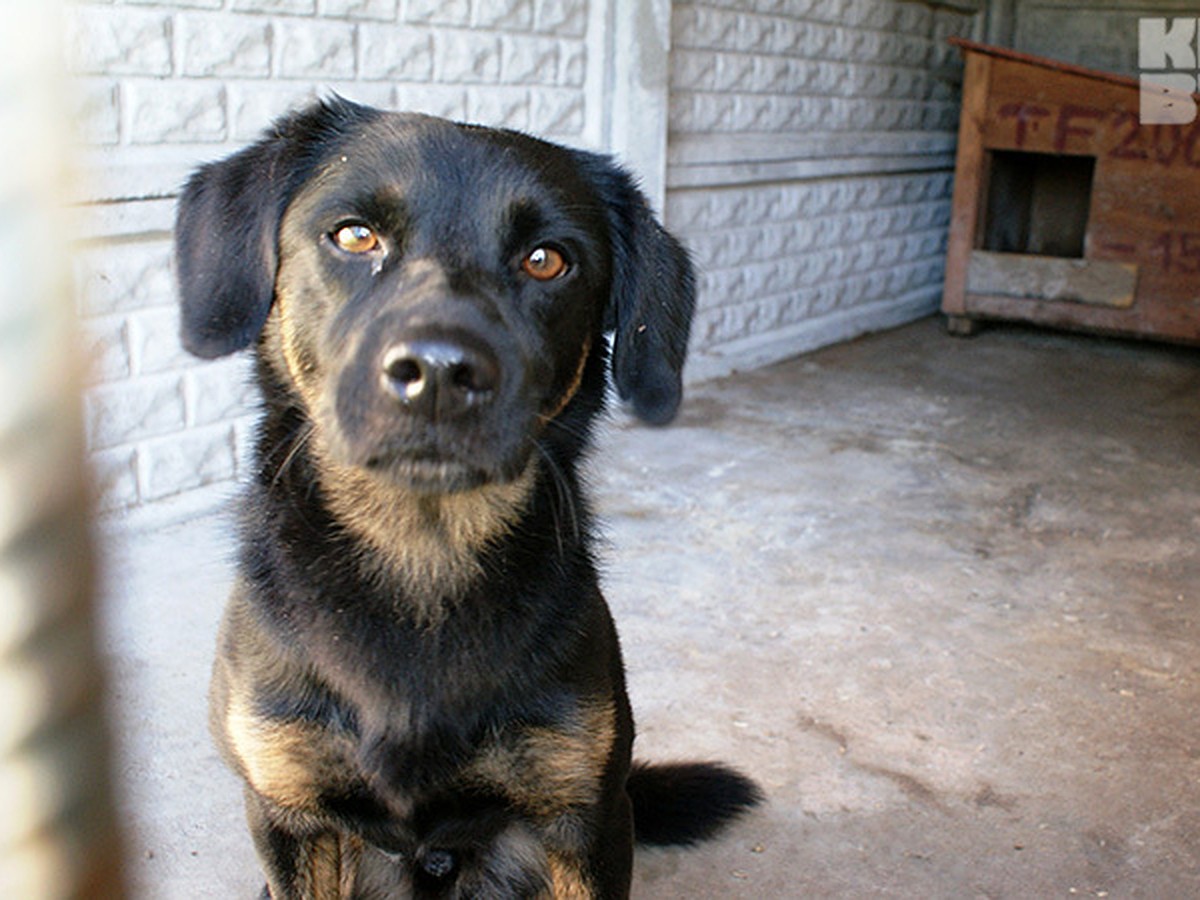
[269,419,316,489]
[534,439,579,561]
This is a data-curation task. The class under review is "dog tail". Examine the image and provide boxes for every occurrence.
[626,761,763,847]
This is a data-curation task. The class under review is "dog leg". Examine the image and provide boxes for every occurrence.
[575,790,634,900]
[245,789,362,899]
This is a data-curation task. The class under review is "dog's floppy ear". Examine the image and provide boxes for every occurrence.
[174,97,376,358]
[580,156,696,426]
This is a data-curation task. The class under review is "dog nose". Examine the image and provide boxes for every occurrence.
[381,337,500,418]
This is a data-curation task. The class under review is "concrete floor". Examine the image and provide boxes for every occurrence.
[99,317,1200,898]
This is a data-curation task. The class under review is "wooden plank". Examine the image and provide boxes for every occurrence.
[966,250,1137,308]
[941,50,992,317]
[945,315,984,337]
[947,36,1200,97]
[954,291,1200,345]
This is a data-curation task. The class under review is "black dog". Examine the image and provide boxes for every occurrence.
[175,97,760,899]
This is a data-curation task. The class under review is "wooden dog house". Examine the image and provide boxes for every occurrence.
[942,38,1200,343]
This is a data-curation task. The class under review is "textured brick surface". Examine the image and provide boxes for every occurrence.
[437,32,504,83]
[670,173,954,352]
[91,445,141,512]
[86,376,188,452]
[405,0,471,27]
[530,87,585,135]
[275,20,358,80]
[128,306,194,375]
[67,0,594,201]
[359,28,436,81]
[128,79,229,143]
[139,423,238,500]
[84,316,133,384]
[180,14,273,78]
[66,7,174,77]
[322,0,398,21]
[73,80,122,145]
[184,358,258,428]
[669,1,965,136]
[475,0,535,30]
[77,241,175,316]
[666,0,977,375]
[534,0,586,37]
[228,82,323,140]
[125,0,222,7]
[232,0,316,14]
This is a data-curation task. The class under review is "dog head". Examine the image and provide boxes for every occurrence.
[175,98,694,493]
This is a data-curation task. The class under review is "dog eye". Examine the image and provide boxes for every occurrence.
[520,246,568,281]
[331,223,380,255]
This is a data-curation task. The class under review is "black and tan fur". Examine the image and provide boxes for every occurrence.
[175,98,761,899]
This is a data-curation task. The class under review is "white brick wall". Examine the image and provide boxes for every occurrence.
[671,173,952,362]
[68,0,595,202]
[75,232,254,511]
[667,0,981,381]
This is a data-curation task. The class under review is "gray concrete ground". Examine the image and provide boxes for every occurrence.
[99,317,1200,898]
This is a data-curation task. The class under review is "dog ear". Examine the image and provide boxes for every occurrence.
[174,97,376,358]
[581,157,696,426]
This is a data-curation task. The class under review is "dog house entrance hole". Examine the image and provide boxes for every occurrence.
[981,151,1095,258]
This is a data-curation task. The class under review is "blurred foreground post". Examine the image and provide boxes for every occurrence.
[0,2,126,897]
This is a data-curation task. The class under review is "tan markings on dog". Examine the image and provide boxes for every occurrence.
[265,275,538,617]
[547,855,595,900]
[468,700,617,818]
[297,831,363,900]
[318,452,537,618]
[269,282,324,408]
[540,336,592,425]
[225,689,354,813]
